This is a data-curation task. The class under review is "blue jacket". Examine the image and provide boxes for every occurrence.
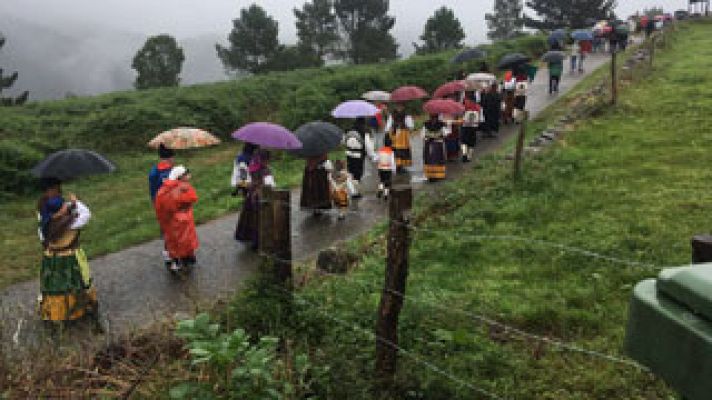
[148,162,172,202]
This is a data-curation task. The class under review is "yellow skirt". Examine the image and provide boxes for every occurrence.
[331,188,349,209]
[390,129,412,167]
[40,287,98,322]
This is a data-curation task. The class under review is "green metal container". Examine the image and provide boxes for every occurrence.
[625,264,712,400]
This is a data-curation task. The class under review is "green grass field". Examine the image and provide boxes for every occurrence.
[162,22,712,399]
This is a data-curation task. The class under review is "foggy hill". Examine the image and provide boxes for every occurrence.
[0,16,227,101]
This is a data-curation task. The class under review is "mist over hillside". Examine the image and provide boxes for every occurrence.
[0,16,227,101]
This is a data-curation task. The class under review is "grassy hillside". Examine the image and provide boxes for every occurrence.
[146,22,710,399]
[0,36,547,289]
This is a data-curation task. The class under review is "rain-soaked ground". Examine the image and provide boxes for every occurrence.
[0,53,609,354]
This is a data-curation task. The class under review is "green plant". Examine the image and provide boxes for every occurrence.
[173,313,325,400]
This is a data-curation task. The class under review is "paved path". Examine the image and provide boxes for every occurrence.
[0,53,610,351]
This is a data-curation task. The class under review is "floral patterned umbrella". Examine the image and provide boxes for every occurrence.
[148,127,221,150]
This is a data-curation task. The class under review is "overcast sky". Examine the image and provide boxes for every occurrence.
[0,0,690,45]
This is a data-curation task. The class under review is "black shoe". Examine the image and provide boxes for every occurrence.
[461,155,468,163]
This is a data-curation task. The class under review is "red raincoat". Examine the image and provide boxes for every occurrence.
[155,180,199,259]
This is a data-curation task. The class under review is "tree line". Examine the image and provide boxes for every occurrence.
[0,0,619,94]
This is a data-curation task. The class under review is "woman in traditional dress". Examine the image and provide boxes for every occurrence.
[329,160,353,220]
[231,143,257,197]
[235,150,275,249]
[37,178,98,324]
[344,117,375,198]
[461,90,483,162]
[385,103,415,173]
[300,154,333,216]
[502,70,516,125]
[481,83,502,137]
[421,114,449,181]
[155,166,199,272]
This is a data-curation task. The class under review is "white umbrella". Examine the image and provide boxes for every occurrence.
[465,73,497,90]
[362,90,391,102]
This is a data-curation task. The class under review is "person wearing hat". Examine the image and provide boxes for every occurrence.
[149,143,175,264]
[154,165,199,272]
[36,178,99,324]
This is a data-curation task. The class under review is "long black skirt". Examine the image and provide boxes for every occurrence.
[461,126,477,147]
[347,156,365,181]
[300,168,332,210]
[235,190,259,248]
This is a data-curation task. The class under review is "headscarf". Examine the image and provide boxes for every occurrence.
[424,115,445,132]
[248,150,270,173]
[39,195,65,238]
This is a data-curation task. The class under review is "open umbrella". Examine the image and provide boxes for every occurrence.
[465,73,497,89]
[362,90,391,102]
[497,53,531,70]
[549,29,567,41]
[423,99,465,116]
[390,86,428,102]
[541,50,566,63]
[32,149,116,181]
[332,100,379,119]
[232,122,302,150]
[571,30,594,41]
[452,48,486,64]
[148,127,221,150]
[290,122,344,158]
[433,81,467,98]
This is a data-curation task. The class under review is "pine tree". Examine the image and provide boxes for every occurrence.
[524,0,616,30]
[131,34,185,90]
[334,0,398,64]
[294,0,340,63]
[414,7,465,54]
[216,4,280,74]
[0,36,28,106]
[485,0,525,41]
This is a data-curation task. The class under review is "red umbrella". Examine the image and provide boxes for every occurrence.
[433,81,467,99]
[391,86,428,102]
[423,99,465,116]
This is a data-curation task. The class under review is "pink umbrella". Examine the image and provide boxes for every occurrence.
[391,86,428,102]
[232,122,302,150]
[423,99,465,116]
[433,81,467,99]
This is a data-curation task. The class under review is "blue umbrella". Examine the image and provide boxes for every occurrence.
[549,29,567,41]
[571,30,594,41]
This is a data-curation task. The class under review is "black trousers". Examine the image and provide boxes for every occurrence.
[549,76,560,93]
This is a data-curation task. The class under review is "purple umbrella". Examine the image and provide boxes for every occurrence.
[331,100,379,119]
[231,122,302,150]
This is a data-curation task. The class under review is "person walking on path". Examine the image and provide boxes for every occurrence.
[481,83,502,137]
[155,166,199,272]
[37,178,98,323]
[235,150,275,250]
[148,144,174,264]
[329,160,354,220]
[548,58,564,94]
[385,103,415,173]
[344,117,375,198]
[375,136,397,200]
[231,143,257,197]
[461,91,482,162]
[300,154,333,216]
[502,70,516,125]
[570,41,580,73]
[422,114,449,180]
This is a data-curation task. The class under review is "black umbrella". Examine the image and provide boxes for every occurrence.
[497,53,531,70]
[290,122,344,158]
[31,149,116,181]
[452,48,487,64]
[542,50,566,63]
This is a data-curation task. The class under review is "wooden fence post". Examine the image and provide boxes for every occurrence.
[272,189,293,287]
[259,186,275,260]
[513,110,529,180]
[375,185,413,386]
[611,47,618,105]
[258,186,293,288]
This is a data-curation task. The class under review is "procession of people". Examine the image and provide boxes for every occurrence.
[32,28,604,326]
